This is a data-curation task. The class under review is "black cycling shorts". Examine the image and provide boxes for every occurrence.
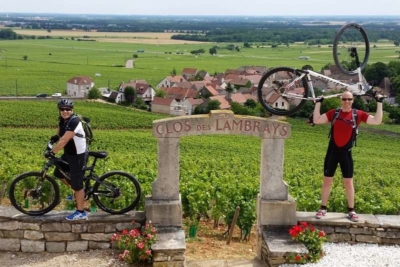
[323,142,353,178]
[54,152,87,191]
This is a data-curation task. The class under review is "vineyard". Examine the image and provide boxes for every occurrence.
[1,100,400,232]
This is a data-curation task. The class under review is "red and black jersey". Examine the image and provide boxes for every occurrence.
[326,109,369,148]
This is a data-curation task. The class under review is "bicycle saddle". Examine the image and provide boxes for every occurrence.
[88,151,108,159]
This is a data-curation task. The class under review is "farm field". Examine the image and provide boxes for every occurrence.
[1,100,400,219]
[0,29,399,96]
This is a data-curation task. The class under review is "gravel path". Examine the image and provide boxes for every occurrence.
[280,242,400,267]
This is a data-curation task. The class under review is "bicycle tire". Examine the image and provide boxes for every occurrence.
[92,171,141,214]
[257,67,309,116]
[333,23,370,75]
[8,171,60,216]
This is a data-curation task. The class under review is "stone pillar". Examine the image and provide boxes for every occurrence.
[146,137,182,227]
[260,138,287,201]
[152,137,180,200]
[256,137,297,231]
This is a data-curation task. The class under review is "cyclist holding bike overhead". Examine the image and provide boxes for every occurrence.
[45,99,88,221]
[312,91,384,222]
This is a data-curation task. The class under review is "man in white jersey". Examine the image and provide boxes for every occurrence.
[49,99,88,220]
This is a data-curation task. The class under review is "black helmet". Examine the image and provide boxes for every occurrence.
[57,99,74,108]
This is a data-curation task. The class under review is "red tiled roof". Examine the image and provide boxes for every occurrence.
[204,85,219,96]
[181,68,198,75]
[186,98,204,105]
[152,97,174,105]
[164,87,198,100]
[67,76,93,85]
[167,75,187,83]
[210,95,230,109]
[230,93,247,104]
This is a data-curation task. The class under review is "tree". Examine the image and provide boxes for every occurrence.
[133,54,138,59]
[23,55,28,60]
[155,89,167,98]
[243,42,251,48]
[244,99,257,109]
[225,83,234,94]
[171,67,177,76]
[207,100,221,111]
[88,87,102,99]
[394,41,399,47]
[209,47,217,55]
[124,86,136,104]
[226,44,235,51]
[364,62,389,84]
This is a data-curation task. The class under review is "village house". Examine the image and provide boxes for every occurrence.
[181,68,199,80]
[119,80,156,103]
[66,76,94,97]
[156,75,187,88]
[151,97,179,115]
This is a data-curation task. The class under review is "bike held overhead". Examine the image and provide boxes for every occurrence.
[257,23,385,116]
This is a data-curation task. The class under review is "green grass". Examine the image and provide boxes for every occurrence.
[0,38,398,95]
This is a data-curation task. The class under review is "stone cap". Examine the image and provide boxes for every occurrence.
[0,206,145,224]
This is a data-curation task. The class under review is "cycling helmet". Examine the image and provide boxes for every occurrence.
[57,99,74,109]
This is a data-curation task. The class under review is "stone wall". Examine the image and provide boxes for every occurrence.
[0,207,145,253]
[261,212,400,267]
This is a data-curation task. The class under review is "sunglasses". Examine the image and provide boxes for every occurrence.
[341,98,353,101]
[59,108,72,112]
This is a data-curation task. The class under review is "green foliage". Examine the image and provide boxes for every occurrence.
[155,89,166,98]
[133,54,138,58]
[190,48,205,55]
[87,87,102,99]
[207,99,221,111]
[124,86,136,104]
[209,46,217,55]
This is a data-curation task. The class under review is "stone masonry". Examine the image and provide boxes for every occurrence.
[0,207,145,253]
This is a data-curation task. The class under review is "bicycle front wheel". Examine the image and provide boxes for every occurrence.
[257,67,309,116]
[8,171,60,216]
[333,23,370,75]
[93,171,141,214]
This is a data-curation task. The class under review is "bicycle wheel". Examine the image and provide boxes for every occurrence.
[93,171,141,214]
[333,23,370,75]
[8,171,60,216]
[257,67,309,116]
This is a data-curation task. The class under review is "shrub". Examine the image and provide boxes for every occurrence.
[111,220,157,265]
[288,222,326,264]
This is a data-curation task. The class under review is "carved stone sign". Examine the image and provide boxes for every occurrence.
[153,110,290,139]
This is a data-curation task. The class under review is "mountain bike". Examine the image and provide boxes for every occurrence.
[8,140,142,216]
[257,23,379,116]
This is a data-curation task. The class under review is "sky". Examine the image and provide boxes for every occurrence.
[0,0,398,16]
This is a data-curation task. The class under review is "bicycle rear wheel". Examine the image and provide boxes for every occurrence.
[8,171,60,216]
[257,67,309,116]
[333,23,370,75]
[93,171,141,214]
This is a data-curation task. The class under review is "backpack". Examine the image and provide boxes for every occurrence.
[66,114,94,145]
[328,108,358,147]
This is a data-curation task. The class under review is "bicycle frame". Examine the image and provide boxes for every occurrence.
[40,147,115,201]
[281,67,369,102]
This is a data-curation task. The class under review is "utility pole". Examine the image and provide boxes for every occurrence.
[15,79,18,98]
